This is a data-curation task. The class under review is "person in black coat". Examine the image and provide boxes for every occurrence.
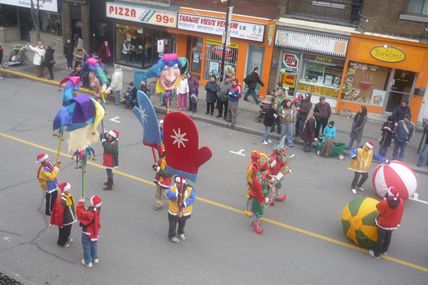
[392,101,411,123]
[262,102,277,144]
[63,39,74,70]
[44,45,55,80]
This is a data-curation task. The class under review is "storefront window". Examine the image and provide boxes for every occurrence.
[298,54,344,98]
[40,12,62,36]
[115,23,175,69]
[341,62,390,106]
[189,37,203,74]
[204,39,238,80]
[0,4,18,27]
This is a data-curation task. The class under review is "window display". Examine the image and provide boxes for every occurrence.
[341,62,390,106]
[204,39,238,80]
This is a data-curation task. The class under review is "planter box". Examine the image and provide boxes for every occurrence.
[0,26,20,43]
[30,31,64,56]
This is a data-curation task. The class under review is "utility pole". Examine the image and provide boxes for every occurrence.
[220,0,232,81]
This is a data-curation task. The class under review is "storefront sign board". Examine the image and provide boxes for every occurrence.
[178,13,265,42]
[370,46,406,63]
[280,72,297,88]
[276,29,348,57]
[371,89,386,106]
[298,82,339,98]
[281,52,299,74]
[106,2,177,28]
[0,0,58,12]
[206,39,239,49]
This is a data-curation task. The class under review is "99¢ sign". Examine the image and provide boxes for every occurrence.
[107,3,177,28]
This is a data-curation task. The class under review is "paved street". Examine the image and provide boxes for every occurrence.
[0,78,428,284]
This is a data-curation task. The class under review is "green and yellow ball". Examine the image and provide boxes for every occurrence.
[341,197,379,249]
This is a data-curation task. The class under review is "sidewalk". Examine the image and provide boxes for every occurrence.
[2,42,427,175]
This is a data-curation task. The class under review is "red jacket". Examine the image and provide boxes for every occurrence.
[77,201,101,241]
[266,154,285,176]
[375,198,404,230]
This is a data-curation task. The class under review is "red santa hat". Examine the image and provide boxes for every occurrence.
[58,182,71,193]
[387,186,400,200]
[108,129,119,139]
[90,195,102,208]
[36,153,49,163]
[365,141,374,149]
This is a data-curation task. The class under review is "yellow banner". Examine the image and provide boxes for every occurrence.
[297,82,339,98]
[206,38,239,49]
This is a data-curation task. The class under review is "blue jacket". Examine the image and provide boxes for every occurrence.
[394,120,414,142]
[323,126,336,140]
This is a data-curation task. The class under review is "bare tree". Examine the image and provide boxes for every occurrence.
[30,0,41,41]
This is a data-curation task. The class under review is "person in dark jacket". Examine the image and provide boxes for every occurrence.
[44,45,55,80]
[369,186,404,259]
[347,106,368,149]
[217,76,232,120]
[378,116,395,157]
[417,124,428,167]
[392,114,414,161]
[244,67,264,104]
[295,93,312,137]
[205,75,218,116]
[262,102,277,144]
[301,112,319,152]
[314,96,331,138]
[63,39,74,69]
[391,101,411,123]
[187,72,199,112]
[102,130,119,190]
[125,82,138,108]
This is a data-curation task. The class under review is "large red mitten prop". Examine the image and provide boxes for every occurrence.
[163,112,212,182]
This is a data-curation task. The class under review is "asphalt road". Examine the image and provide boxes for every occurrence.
[0,78,427,285]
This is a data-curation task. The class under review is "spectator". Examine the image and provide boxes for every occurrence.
[187,72,199,113]
[314,96,331,138]
[417,121,428,167]
[99,41,112,65]
[392,114,414,161]
[27,41,46,77]
[122,39,132,62]
[73,46,87,68]
[295,93,312,137]
[217,76,232,120]
[227,78,242,128]
[392,101,411,123]
[301,112,318,152]
[243,66,264,104]
[279,99,295,147]
[63,39,74,69]
[110,65,123,105]
[378,116,395,157]
[73,33,83,50]
[262,102,277,144]
[272,83,288,134]
[125,82,137,108]
[69,63,82,78]
[205,75,218,116]
[44,44,55,80]
[320,120,336,157]
[176,73,189,111]
[347,106,368,150]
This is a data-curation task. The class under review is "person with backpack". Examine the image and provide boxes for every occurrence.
[244,67,264,104]
[392,114,414,161]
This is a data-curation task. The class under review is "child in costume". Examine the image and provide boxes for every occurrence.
[36,153,60,215]
[369,186,404,259]
[348,141,387,194]
[50,182,77,247]
[166,177,196,243]
[77,195,102,268]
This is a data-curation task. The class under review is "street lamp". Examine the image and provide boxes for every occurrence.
[220,0,232,81]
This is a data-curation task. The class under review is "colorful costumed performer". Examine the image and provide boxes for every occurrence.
[85,57,109,103]
[102,129,119,190]
[50,182,77,247]
[264,137,288,205]
[251,169,270,234]
[134,54,188,113]
[162,112,212,243]
[245,151,267,217]
[369,186,405,259]
[36,153,60,216]
[348,141,387,194]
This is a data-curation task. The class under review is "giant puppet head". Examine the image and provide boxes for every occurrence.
[134,54,188,94]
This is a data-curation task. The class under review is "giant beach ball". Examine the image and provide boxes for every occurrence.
[341,197,378,249]
[372,160,417,200]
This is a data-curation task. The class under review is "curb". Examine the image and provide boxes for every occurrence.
[3,68,428,176]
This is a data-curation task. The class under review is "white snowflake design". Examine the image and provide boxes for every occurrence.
[171,128,189,149]
[139,108,148,123]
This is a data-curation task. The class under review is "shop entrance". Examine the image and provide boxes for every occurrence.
[204,39,238,80]
[186,36,203,76]
[385,69,417,112]
[245,45,265,93]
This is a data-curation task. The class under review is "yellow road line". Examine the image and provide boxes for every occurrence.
[1,131,428,273]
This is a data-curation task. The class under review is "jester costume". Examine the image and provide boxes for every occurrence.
[264,144,288,205]
[36,153,60,215]
[251,171,269,234]
[245,151,267,217]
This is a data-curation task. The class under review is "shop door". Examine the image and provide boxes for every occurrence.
[245,45,265,93]
[186,36,203,76]
[204,41,238,80]
[92,21,113,55]
[385,69,416,112]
